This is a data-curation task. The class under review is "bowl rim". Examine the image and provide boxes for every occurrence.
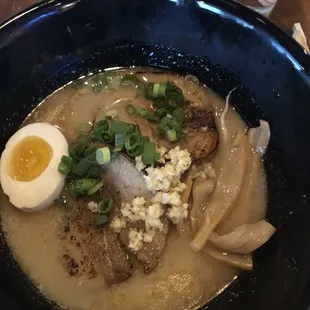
[0,0,310,309]
[0,0,309,75]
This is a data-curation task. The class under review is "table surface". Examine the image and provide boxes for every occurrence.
[0,0,310,42]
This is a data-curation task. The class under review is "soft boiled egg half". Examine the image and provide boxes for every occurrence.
[0,123,68,211]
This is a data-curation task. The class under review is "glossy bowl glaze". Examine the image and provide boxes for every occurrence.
[0,0,310,309]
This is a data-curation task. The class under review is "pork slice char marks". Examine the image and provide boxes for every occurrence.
[101,154,169,273]
[181,107,219,161]
[71,205,132,286]
[119,218,169,274]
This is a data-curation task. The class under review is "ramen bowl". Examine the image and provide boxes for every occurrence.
[0,0,309,309]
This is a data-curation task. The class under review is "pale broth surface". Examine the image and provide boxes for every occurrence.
[0,69,266,310]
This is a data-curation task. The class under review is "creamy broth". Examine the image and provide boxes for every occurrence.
[0,68,267,310]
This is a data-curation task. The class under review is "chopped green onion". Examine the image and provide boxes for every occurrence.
[134,106,148,118]
[141,136,150,145]
[170,118,182,132]
[58,162,71,176]
[153,98,166,109]
[111,150,119,160]
[72,159,93,176]
[110,120,131,135]
[61,155,73,166]
[127,144,143,157]
[86,166,101,179]
[88,180,104,196]
[142,142,158,165]
[153,83,167,97]
[99,131,113,143]
[77,135,90,145]
[172,108,185,123]
[126,104,136,115]
[136,83,146,97]
[69,181,78,197]
[98,198,114,214]
[156,123,169,134]
[106,74,122,89]
[125,133,141,150]
[105,109,118,118]
[96,147,111,165]
[145,83,155,100]
[121,74,141,87]
[93,119,109,132]
[94,214,109,227]
[91,74,108,93]
[166,129,178,142]
[156,108,167,118]
[69,142,87,159]
[146,113,161,123]
[127,124,139,135]
[71,178,99,196]
[76,123,92,136]
[85,146,97,163]
[114,133,125,151]
[184,75,199,93]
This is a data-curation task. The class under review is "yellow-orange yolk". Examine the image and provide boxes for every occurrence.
[9,136,53,182]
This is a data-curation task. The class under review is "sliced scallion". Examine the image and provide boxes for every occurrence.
[172,108,185,123]
[134,106,148,118]
[72,158,93,176]
[166,129,177,142]
[58,162,71,176]
[69,142,86,159]
[106,74,122,89]
[142,142,158,165]
[69,181,77,197]
[110,120,131,135]
[114,133,125,151]
[87,180,104,196]
[94,213,109,227]
[156,108,167,118]
[127,124,140,135]
[98,197,114,214]
[99,131,113,143]
[93,119,109,132]
[184,75,199,93]
[111,150,119,160]
[153,83,167,97]
[76,123,93,136]
[136,83,146,97]
[74,178,99,196]
[126,104,136,115]
[86,166,101,179]
[146,113,160,123]
[127,144,143,157]
[121,74,141,87]
[125,133,141,150]
[85,146,97,164]
[61,155,73,166]
[156,123,169,134]
[96,147,111,165]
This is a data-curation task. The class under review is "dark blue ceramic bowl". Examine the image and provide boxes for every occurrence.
[0,0,310,309]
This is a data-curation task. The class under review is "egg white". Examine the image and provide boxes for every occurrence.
[0,123,68,212]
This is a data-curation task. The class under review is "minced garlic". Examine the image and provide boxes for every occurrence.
[87,201,98,213]
[110,146,193,251]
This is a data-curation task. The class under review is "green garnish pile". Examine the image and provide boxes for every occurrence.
[57,72,199,226]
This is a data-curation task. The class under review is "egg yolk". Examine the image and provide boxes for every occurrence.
[9,136,53,182]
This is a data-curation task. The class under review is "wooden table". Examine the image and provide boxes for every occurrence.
[0,0,309,41]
